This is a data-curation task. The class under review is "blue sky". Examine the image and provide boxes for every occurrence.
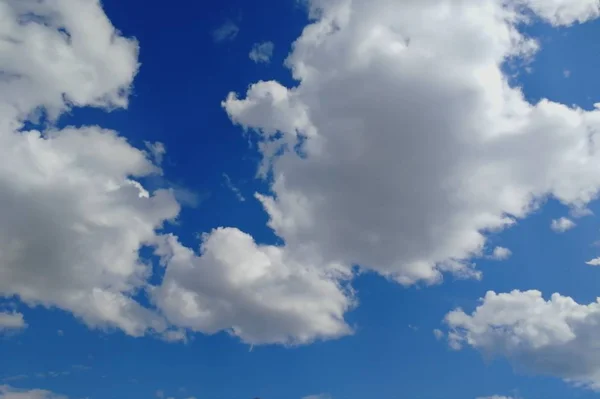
[3,1,600,399]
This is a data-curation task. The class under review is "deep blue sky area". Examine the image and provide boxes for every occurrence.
[4,1,600,399]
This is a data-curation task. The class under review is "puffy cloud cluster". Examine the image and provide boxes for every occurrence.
[445,290,600,390]
[224,0,600,287]
[0,0,354,346]
[152,228,354,345]
[6,0,600,350]
[0,0,179,336]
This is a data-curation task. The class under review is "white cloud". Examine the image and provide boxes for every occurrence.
[0,0,356,346]
[489,247,512,261]
[152,228,354,345]
[212,20,239,43]
[0,0,179,337]
[223,0,600,292]
[585,257,600,266]
[445,290,600,390]
[249,41,275,64]
[433,328,444,340]
[0,312,26,332]
[517,0,600,25]
[563,69,571,78]
[551,217,576,233]
[0,386,66,399]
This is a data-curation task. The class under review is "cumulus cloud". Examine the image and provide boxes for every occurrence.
[6,0,600,348]
[0,312,26,332]
[152,228,354,345]
[0,386,66,399]
[0,0,179,337]
[489,247,512,261]
[249,41,275,64]
[0,0,355,346]
[445,290,600,390]
[551,217,576,233]
[223,0,600,290]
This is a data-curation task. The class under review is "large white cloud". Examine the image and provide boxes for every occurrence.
[445,290,600,390]
[0,0,180,336]
[152,228,354,345]
[223,0,600,287]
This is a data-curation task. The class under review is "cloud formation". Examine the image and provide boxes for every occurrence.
[0,0,179,336]
[551,217,576,233]
[489,247,512,261]
[5,0,600,349]
[249,41,275,64]
[0,312,26,332]
[445,290,600,390]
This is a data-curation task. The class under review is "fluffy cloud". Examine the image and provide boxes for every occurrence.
[0,386,66,399]
[0,0,354,346]
[152,228,354,345]
[551,217,576,233]
[223,0,600,289]
[445,290,600,390]
[0,0,179,336]
[490,247,512,261]
[586,257,600,266]
[0,312,26,332]
[249,41,275,64]
[6,0,600,348]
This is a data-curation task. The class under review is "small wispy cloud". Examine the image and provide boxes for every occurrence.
[551,217,576,233]
[302,395,332,399]
[563,69,571,78]
[212,20,239,43]
[223,173,245,202]
[249,41,274,64]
